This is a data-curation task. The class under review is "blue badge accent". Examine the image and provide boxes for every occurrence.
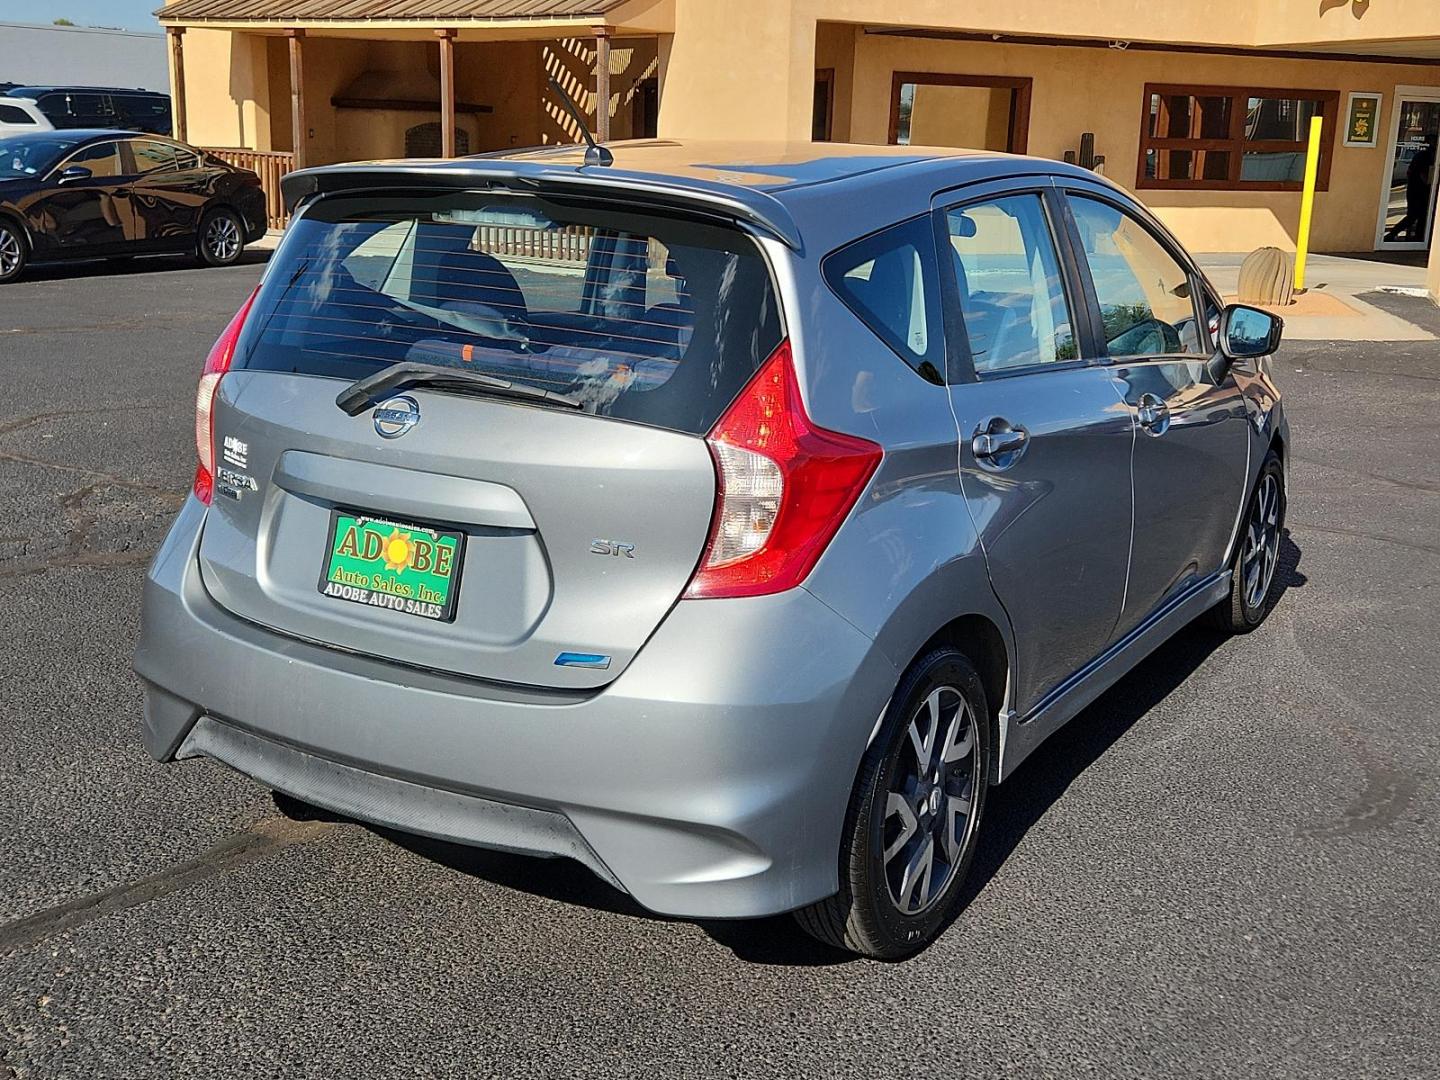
[554,652,612,670]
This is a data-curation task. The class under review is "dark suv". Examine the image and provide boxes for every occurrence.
[4,87,172,136]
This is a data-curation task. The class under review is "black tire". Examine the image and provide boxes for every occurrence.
[0,219,28,284]
[197,207,246,267]
[1211,449,1286,633]
[795,646,992,959]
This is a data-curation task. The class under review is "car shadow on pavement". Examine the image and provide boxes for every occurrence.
[278,535,1305,969]
[16,249,270,283]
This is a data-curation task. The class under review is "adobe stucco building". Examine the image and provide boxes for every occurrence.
[159,0,1440,275]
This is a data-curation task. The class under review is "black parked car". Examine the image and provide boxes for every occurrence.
[0,130,267,283]
[5,86,173,136]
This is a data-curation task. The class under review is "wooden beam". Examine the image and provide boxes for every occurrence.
[167,27,187,144]
[332,96,491,115]
[287,29,306,170]
[594,26,612,143]
[437,29,457,158]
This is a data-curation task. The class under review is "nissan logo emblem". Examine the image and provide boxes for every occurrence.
[373,395,420,439]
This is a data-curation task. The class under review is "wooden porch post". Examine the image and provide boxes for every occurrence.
[167,27,187,143]
[593,26,612,142]
[287,29,307,170]
[437,29,457,158]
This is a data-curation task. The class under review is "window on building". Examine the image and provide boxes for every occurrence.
[890,73,1030,153]
[1138,83,1339,191]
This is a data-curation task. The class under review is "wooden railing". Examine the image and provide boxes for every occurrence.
[202,148,295,231]
[473,224,595,264]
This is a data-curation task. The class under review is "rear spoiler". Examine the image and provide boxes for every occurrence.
[280,161,804,252]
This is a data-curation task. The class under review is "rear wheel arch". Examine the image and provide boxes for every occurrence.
[912,613,1009,765]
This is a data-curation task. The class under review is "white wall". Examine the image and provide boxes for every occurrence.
[0,21,168,91]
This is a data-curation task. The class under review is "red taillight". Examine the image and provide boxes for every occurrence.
[193,286,259,504]
[684,340,882,600]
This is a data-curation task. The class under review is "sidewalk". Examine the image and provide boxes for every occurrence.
[1195,252,1435,342]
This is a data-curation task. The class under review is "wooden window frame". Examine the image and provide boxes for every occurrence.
[813,68,835,142]
[1137,82,1340,192]
[888,72,1032,154]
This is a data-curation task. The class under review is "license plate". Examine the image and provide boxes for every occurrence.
[317,511,465,623]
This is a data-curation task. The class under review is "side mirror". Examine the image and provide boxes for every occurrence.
[1210,303,1283,380]
[56,165,93,185]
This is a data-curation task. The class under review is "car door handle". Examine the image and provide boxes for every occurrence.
[971,418,1029,469]
[1136,393,1171,435]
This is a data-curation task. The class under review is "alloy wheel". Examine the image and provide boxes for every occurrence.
[205,215,241,263]
[883,685,980,915]
[1242,472,1282,610]
[0,226,21,278]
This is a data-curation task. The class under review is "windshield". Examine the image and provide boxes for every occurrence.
[0,133,81,179]
[236,192,785,435]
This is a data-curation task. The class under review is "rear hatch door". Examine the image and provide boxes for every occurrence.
[196,189,784,689]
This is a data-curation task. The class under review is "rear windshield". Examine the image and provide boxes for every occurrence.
[236,192,784,435]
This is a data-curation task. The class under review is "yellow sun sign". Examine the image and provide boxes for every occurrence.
[381,528,412,573]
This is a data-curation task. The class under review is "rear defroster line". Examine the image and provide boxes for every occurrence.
[0,817,333,955]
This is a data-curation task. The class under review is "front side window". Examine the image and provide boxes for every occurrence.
[61,140,125,179]
[823,214,943,382]
[946,194,1077,373]
[1069,196,1204,359]
[236,193,783,436]
[0,134,81,178]
[1139,83,1337,191]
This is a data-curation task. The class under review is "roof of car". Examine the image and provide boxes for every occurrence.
[1,128,144,141]
[4,86,166,97]
[283,139,1113,252]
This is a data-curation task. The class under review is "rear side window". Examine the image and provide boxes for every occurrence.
[946,194,1078,373]
[236,193,784,436]
[823,215,944,383]
[131,139,177,173]
[0,104,36,125]
[35,95,68,121]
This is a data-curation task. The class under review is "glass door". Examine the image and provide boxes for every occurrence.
[1376,94,1440,251]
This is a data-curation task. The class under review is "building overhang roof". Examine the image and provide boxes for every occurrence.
[156,0,668,33]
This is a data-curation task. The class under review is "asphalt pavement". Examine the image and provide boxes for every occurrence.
[1,253,1437,1079]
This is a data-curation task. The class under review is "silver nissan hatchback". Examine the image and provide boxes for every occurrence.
[135,141,1289,958]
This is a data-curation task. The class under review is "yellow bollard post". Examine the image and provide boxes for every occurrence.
[1293,114,1324,293]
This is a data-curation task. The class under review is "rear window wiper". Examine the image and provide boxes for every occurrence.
[336,362,583,416]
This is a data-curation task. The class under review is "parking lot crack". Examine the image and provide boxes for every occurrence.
[0,818,333,956]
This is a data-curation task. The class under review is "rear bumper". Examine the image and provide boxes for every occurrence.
[236,186,268,242]
[134,497,898,919]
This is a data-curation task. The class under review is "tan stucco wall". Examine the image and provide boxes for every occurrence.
[175,28,272,149]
